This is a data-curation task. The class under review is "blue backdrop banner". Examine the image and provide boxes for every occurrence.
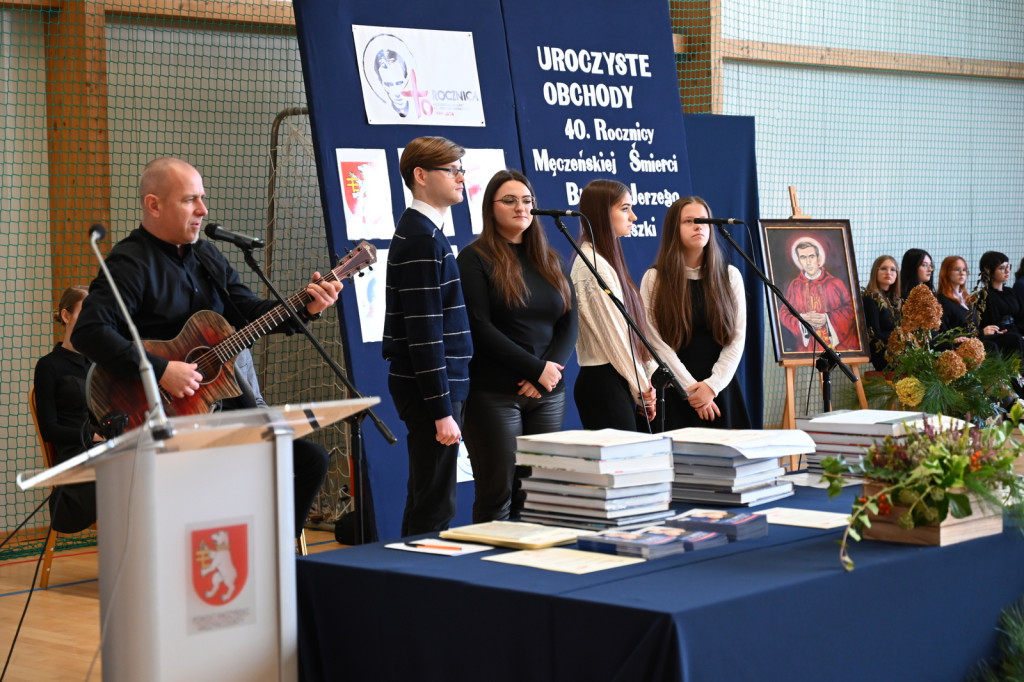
[293,0,761,540]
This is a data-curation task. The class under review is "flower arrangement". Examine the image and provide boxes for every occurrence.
[867,284,1018,423]
[822,402,1024,571]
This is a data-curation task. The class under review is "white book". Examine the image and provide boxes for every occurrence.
[522,500,671,519]
[438,521,584,549]
[796,410,965,437]
[662,427,815,459]
[523,490,671,511]
[515,429,671,459]
[672,480,795,506]
[673,467,786,491]
[515,451,673,475]
[519,479,672,499]
[519,508,675,531]
[524,467,675,488]
[672,458,784,478]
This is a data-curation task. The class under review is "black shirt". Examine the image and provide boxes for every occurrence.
[73,226,298,379]
[33,344,93,463]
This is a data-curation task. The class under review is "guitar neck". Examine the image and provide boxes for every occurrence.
[209,242,375,362]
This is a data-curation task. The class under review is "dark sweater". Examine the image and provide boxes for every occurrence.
[938,293,978,334]
[861,291,898,371]
[979,286,1024,336]
[382,208,473,419]
[33,344,94,463]
[72,226,296,379]
[458,241,577,394]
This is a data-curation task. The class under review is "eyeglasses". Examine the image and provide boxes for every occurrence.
[997,264,1012,272]
[423,166,466,178]
[494,195,535,208]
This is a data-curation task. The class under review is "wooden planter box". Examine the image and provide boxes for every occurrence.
[861,482,1004,547]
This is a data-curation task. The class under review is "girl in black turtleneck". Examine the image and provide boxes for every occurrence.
[457,169,578,522]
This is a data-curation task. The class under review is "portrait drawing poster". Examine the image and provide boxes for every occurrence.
[760,219,868,362]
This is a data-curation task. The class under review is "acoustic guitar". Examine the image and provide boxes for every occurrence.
[86,241,377,430]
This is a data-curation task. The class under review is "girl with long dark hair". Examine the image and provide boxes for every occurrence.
[641,197,749,429]
[458,170,577,521]
[572,179,657,431]
[899,248,934,300]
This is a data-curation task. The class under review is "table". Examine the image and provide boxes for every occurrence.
[296,488,1024,681]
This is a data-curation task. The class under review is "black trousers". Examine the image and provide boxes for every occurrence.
[49,482,97,534]
[574,363,651,432]
[390,378,466,536]
[293,438,330,538]
[463,388,566,522]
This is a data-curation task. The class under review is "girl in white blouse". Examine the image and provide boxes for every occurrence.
[571,179,657,431]
[641,196,749,429]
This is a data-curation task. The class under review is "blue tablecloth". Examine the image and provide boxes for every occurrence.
[296,487,1024,681]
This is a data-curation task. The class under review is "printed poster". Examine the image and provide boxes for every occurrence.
[336,148,396,241]
[354,25,486,126]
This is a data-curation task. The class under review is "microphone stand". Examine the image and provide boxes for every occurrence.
[548,215,687,431]
[714,223,857,412]
[239,246,395,545]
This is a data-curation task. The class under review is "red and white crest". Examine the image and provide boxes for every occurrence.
[191,523,248,606]
[341,161,368,215]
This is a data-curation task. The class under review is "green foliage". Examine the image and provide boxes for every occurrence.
[822,402,1024,571]
[865,328,1019,424]
[967,597,1024,682]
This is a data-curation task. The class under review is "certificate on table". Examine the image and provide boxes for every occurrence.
[482,547,644,574]
[759,507,850,529]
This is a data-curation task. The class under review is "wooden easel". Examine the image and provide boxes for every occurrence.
[778,187,869,469]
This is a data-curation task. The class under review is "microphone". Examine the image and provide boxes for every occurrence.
[530,208,584,218]
[88,224,174,440]
[204,223,266,250]
[694,217,745,225]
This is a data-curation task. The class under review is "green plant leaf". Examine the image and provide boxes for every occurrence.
[948,491,973,519]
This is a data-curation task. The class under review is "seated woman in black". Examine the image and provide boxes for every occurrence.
[861,255,901,371]
[976,251,1024,361]
[936,256,978,337]
[33,286,101,533]
[899,248,934,301]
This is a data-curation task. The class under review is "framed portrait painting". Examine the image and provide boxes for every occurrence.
[759,219,869,362]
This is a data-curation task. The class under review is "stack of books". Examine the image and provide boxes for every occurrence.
[666,508,769,541]
[576,525,727,558]
[795,409,930,474]
[514,429,675,530]
[663,428,814,506]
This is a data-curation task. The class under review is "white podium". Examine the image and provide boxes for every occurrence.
[17,397,379,682]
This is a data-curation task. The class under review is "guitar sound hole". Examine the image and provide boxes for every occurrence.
[183,346,222,386]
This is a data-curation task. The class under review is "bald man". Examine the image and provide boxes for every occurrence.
[73,157,340,536]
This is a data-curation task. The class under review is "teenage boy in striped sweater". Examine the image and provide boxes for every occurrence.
[383,136,473,535]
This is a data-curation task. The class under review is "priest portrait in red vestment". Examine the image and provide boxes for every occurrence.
[778,237,860,353]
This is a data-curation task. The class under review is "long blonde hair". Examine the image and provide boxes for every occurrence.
[865,255,902,307]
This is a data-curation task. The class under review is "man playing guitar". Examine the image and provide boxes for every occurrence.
[72,157,343,537]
